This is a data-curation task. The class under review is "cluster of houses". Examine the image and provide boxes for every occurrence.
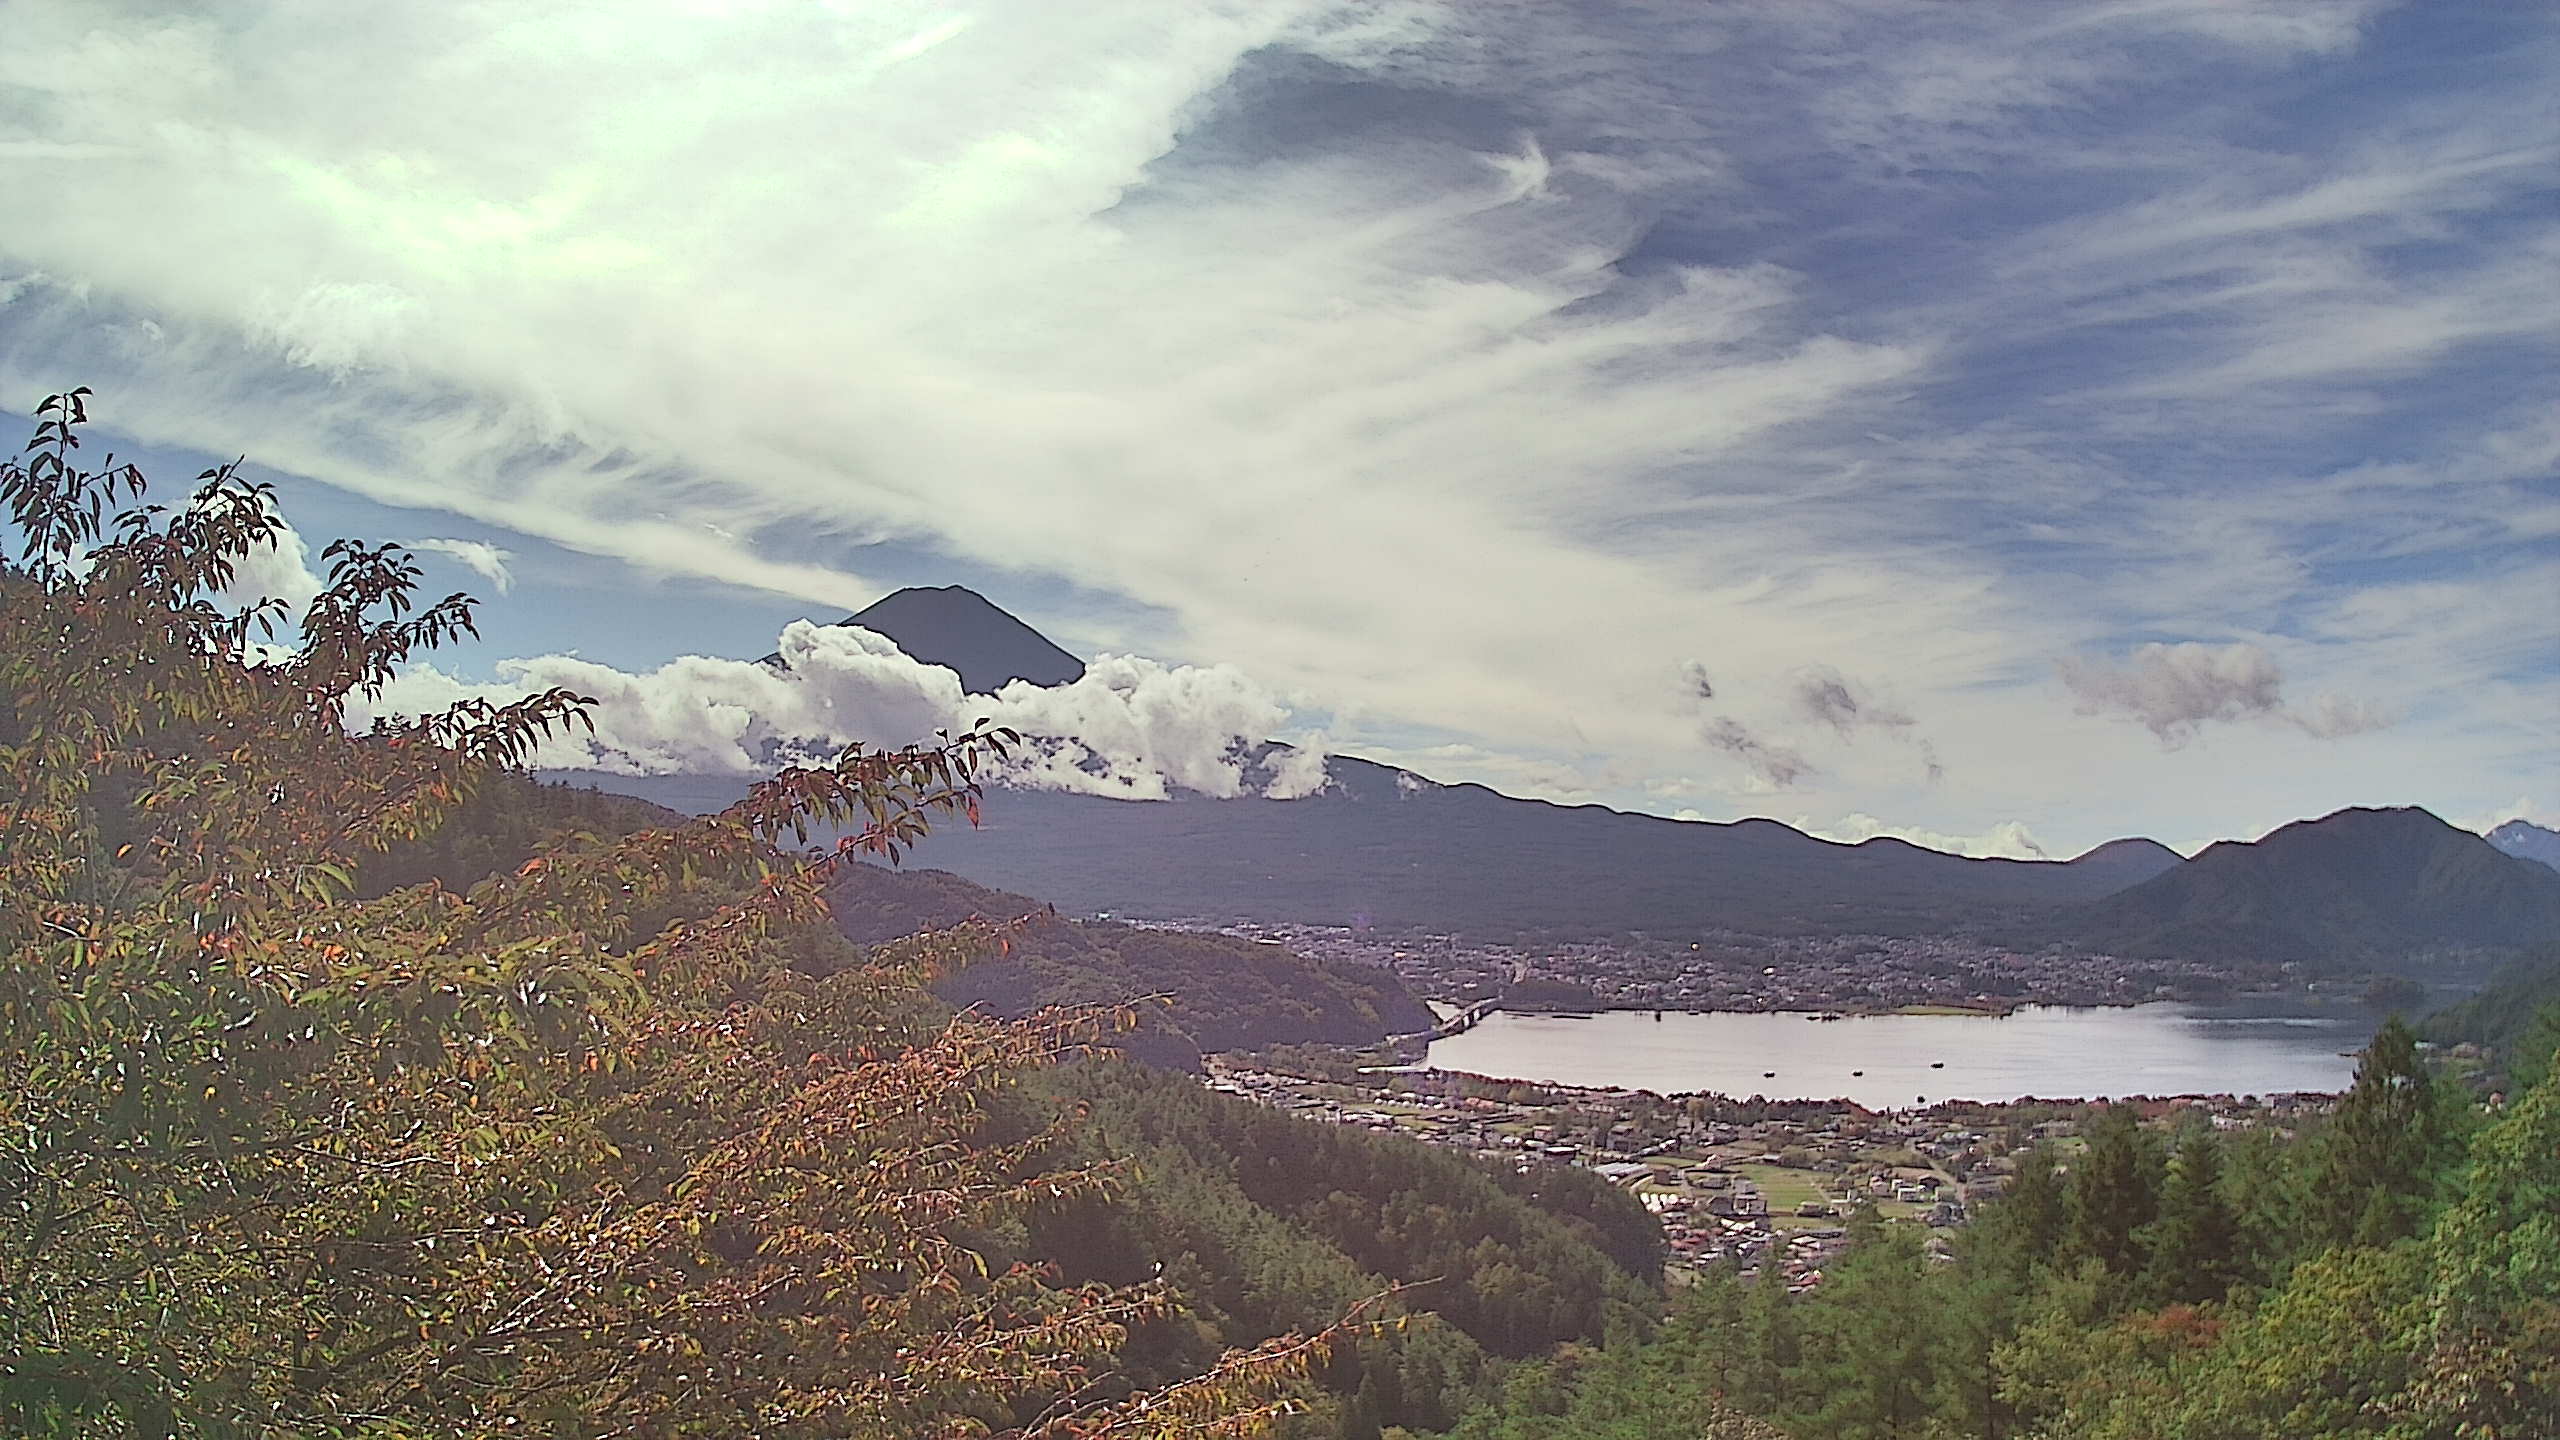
[1652,1200,1852,1291]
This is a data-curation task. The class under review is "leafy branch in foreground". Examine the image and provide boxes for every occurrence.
[0,391,1330,1438]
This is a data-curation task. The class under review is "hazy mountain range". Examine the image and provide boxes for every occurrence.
[563,588,2560,972]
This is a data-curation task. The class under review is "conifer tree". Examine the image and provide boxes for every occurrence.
[1736,1260,1799,1417]
[2064,1105,2158,1282]
[2508,1002,2560,1094]
[1931,1226,2028,1440]
[1801,1226,1933,1440]
[1996,1145,2067,1262]
[2140,1122,2241,1306]
[2302,1018,2452,1252]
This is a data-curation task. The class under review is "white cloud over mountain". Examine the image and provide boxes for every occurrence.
[362,621,1321,802]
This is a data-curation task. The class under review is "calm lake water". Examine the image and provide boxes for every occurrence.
[1424,1004,2374,1107]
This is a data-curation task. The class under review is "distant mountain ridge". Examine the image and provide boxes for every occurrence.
[881,755,2194,939]
[2488,818,2560,872]
[564,750,2183,941]
[565,590,2547,969]
[2066,806,2560,970]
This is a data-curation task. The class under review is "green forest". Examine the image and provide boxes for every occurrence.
[3,393,2553,1437]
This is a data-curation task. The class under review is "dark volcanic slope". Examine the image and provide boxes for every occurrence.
[829,861,1433,1069]
[2489,818,2560,872]
[2062,837,2188,890]
[2067,806,2560,969]
[564,755,2182,941]
[774,585,1084,694]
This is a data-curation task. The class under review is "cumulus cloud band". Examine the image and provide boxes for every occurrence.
[361,620,1326,801]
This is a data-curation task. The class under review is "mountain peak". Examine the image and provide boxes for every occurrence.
[784,585,1085,694]
[2488,817,2560,872]
[2068,836,2184,864]
[2075,802,2560,967]
[2059,836,2185,890]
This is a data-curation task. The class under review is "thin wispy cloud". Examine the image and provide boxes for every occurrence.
[409,537,515,594]
[0,0,2550,853]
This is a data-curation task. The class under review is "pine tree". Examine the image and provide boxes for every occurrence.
[2302,1017,2453,1253]
[1801,1227,1934,1439]
[1737,1261,1799,1416]
[2064,1105,2159,1282]
[1930,1225,2031,1440]
[1995,1145,2067,1262]
[2508,1001,2560,1094]
[2141,1122,2241,1305]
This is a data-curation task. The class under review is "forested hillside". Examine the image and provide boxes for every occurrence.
[831,863,1433,1068]
[349,777,684,895]
[2420,940,2560,1090]
[1012,1061,1661,1438]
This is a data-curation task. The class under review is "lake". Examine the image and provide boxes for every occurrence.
[1423,1003,2375,1107]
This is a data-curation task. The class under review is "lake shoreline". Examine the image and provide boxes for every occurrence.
[1421,1001,2374,1108]
[1479,985,2373,1023]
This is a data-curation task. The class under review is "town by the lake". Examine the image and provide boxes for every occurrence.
[1167,914,2439,1294]
[1202,1053,2350,1294]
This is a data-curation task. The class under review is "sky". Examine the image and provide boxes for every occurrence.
[2,0,2554,859]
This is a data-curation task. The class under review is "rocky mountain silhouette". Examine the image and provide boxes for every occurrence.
[766,584,1084,694]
